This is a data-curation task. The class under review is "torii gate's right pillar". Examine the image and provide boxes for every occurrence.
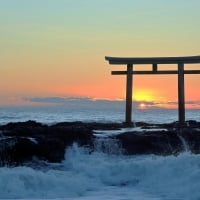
[178,62,185,125]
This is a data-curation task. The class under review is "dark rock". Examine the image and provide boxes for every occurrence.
[0,137,37,166]
[114,130,183,155]
[51,121,124,131]
[179,128,200,154]
[0,120,46,130]
[0,121,94,166]
[1,120,200,166]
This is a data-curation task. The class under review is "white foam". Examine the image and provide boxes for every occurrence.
[63,145,200,200]
[1,143,200,199]
[94,127,167,137]
[27,137,38,144]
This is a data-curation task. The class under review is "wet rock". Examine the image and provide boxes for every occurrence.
[52,121,123,130]
[179,128,200,154]
[1,120,47,130]
[0,121,94,166]
[0,137,39,165]
[1,120,200,166]
[114,130,184,155]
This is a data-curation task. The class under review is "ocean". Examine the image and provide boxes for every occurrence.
[1,100,200,200]
[1,100,200,125]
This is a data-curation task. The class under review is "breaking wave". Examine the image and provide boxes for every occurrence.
[0,142,200,199]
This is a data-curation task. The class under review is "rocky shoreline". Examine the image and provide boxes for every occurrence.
[1,120,200,166]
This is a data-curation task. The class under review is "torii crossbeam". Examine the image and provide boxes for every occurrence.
[105,56,200,127]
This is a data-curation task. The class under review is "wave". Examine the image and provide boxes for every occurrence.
[0,142,200,199]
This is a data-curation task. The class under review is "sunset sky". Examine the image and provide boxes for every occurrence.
[1,0,200,107]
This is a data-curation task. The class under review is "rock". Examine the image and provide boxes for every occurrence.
[0,137,38,166]
[52,121,123,130]
[1,120,46,130]
[114,130,183,155]
[1,120,200,166]
[0,121,94,166]
[179,128,200,154]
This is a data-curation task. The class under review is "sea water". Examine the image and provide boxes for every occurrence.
[1,144,200,200]
[1,101,200,199]
[0,100,200,125]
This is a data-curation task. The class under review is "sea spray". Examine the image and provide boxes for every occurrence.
[63,143,140,187]
[93,137,124,155]
[1,143,200,199]
[63,145,200,200]
[177,134,190,152]
[0,137,17,166]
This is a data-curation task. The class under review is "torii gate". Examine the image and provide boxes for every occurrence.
[105,56,200,127]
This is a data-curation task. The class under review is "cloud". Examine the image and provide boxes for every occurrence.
[147,100,200,108]
[23,96,128,111]
[24,97,92,104]
[185,100,200,105]
[24,96,200,109]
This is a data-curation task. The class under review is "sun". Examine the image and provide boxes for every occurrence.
[138,103,147,109]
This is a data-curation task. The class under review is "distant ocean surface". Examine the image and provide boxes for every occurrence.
[1,101,200,199]
[0,100,200,125]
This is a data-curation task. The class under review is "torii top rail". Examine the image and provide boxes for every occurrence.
[105,55,200,127]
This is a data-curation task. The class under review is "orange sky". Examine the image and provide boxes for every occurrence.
[0,1,200,107]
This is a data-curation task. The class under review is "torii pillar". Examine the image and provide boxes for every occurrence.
[125,64,133,126]
[178,62,185,125]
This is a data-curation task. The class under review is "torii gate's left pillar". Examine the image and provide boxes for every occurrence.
[124,64,134,127]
